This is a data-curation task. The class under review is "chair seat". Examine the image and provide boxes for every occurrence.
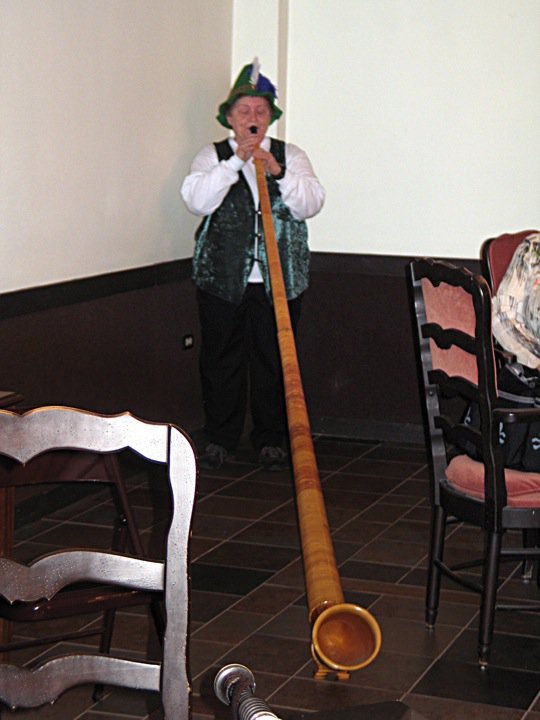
[446,454,540,508]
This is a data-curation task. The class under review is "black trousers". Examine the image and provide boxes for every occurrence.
[197,284,303,451]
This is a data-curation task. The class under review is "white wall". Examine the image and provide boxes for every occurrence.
[286,0,540,257]
[0,0,232,293]
[232,0,540,258]
[2,0,539,293]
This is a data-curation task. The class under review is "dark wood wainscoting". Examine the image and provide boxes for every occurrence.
[300,254,477,443]
[0,260,204,432]
[0,253,478,444]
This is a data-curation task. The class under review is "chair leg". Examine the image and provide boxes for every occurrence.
[426,506,446,627]
[91,514,128,702]
[106,456,166,640]
[521,529,537,583]
[530,530,540,588]
[0,486,15,663]
[478,531,502,668]
[92,607,116,701]
[97,455,165,703]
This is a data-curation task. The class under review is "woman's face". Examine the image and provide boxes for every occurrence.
[226,96,272,143]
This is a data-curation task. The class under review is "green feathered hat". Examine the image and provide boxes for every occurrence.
[217,58,283,129]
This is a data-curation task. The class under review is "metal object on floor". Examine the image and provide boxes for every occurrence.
[215,664,429,720]
[214,664,282,720]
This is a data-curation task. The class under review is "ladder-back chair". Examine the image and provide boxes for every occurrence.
[410,258,540,666]
[480,229,540,579]
[0,406,196,717]
[0,410,164,695]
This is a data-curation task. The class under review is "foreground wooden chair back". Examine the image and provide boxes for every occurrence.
[0,419,164,678]
[0,406,196,718]
[410,258,540,666]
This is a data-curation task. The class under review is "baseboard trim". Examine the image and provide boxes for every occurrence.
[1,258,192,320]
[311,417,425,445]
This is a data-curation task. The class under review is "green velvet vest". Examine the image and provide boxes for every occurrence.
[192,138,309,305]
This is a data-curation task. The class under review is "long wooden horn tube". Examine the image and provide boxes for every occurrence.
[252,145,382,680]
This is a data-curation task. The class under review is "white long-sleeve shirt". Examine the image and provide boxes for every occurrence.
[181,136,325,221]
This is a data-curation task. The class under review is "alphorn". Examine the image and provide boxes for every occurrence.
[252,132,382,680]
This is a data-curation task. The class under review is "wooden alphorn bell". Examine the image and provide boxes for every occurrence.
[251,130,382,680]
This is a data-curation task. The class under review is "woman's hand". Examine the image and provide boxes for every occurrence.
[235,134,259,162]
[234,133,281,176]
[252,147,282,176]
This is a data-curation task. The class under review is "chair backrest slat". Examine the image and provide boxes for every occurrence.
[0,407,169,464]
[0,553,164,602]
[0,655,161,708]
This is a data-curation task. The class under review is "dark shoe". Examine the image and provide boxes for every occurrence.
[258,446,288,472]
[200,443,228,469]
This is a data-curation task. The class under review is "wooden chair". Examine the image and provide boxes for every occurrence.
[410,258,540,666]
[0,412,165,696]
[479,229,540,580]
[0,391,25,654]
[0,406,196,717]
[480,229,538,293]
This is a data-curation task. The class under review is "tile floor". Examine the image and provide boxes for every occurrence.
[2,436,540,719]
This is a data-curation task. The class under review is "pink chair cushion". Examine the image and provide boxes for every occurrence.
[446,454,540,508]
